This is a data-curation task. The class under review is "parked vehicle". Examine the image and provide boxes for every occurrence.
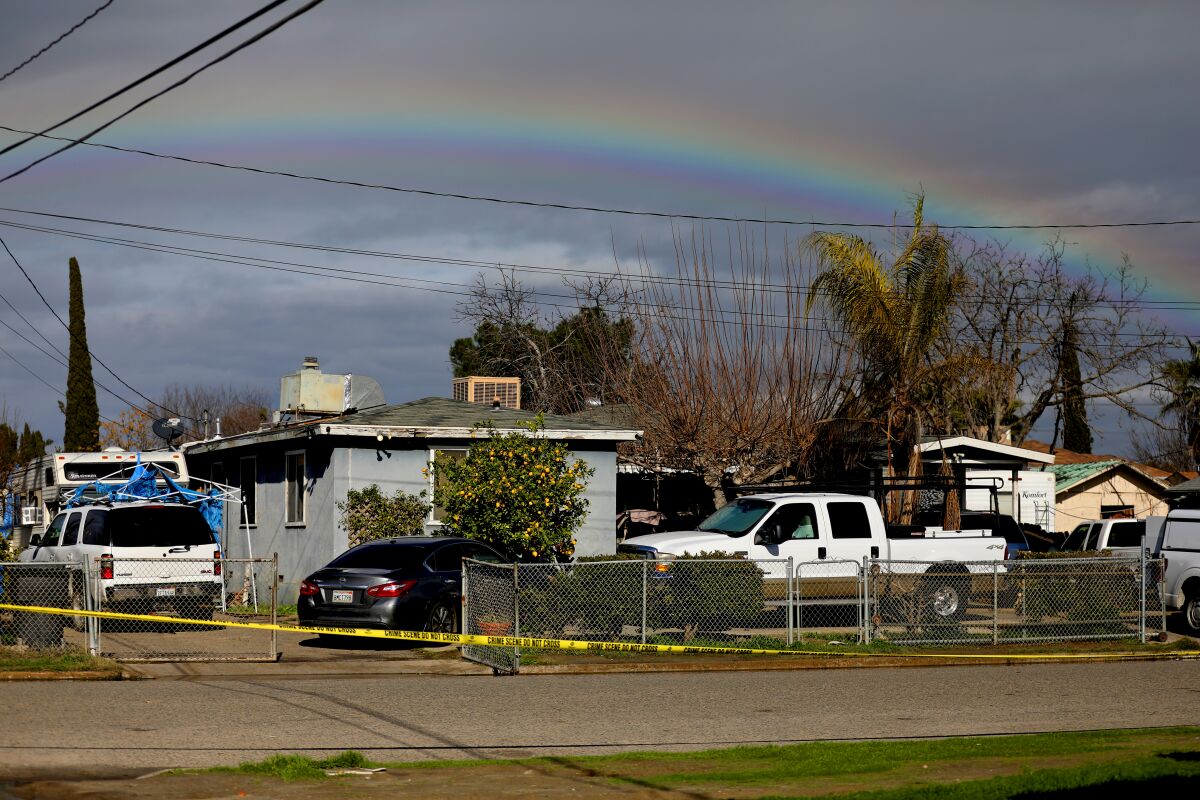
[959,513,1029,560]
[17,501,222,622]
[1059,518,1148,555]
[618,493,1007,619]
[298,537,506,635]
[1155,509,1200,633]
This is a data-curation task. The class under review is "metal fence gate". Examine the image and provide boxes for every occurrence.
[1,556,279,662]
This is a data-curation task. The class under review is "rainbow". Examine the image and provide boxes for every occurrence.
[7,74,1196,332]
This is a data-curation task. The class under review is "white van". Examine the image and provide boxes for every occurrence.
[18,501,222,620]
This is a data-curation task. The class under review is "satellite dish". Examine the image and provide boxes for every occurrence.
[152,417,186,446]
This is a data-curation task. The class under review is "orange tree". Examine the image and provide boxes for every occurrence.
[430,418,594,562]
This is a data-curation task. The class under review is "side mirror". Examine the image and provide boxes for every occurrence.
[29,534,41,547]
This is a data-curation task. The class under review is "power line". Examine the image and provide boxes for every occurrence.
[0,336,120,426]
[0,289,68,360]
[1,127,1197,231]
[0,0,328,185]
[0,234,193,422]
[0,0,289,158]
[1,205,1198,317]
[1,214,1192,350]
[0,1,116,85]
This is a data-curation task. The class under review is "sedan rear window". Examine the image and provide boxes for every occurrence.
[105,506,215,547]
[329,542,428,570]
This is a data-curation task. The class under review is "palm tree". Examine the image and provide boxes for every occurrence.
[1161,341,1200,470]
[805,196,966,517]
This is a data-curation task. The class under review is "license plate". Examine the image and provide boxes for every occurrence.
[331,589,353,604]
[156,587,176,597]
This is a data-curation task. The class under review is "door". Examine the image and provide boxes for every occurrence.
[822,499,877,578]
[749,502,822,580]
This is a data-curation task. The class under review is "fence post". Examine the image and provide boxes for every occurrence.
[270,553,279,660]
[641,560,648,645]
[512,562,521,670]
[992,562,999,646]
[85,558,99,656]
[462,558,471,638]
[787,557,794,646]
[1139,545,1146,644]
[861,555,870,644]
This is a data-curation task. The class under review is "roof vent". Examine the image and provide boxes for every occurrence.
[302,356,320,371]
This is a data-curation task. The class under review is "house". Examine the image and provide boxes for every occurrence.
[184,377,640,602]
[1018,441,1171,530]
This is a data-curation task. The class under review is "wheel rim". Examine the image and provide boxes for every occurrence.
[931,585,960,617]
[428,604,454,633]
[1188,600,1200,631]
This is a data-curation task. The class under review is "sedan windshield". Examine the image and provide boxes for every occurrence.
[697,499,774,536]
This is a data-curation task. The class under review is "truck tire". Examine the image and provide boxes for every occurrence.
[923,566,969,622]
[1183,592,1200,635]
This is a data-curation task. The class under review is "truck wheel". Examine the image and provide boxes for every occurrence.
[67,588,87,632]
[923,567,969,622]
[1183,593,1200,635]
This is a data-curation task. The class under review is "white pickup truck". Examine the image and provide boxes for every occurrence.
[618,493,1007,619]
[1155,508,1200,633]
[1060,518,1148,554]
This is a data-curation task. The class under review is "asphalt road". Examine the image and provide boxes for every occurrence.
[1,660,1198,778]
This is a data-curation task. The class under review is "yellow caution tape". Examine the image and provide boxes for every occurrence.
[2,603,1198,661]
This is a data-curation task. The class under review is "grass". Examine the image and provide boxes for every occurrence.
[204,750,373,781]
[222,603,298,617]
[0,645,121,673]
[184,727,1200,796]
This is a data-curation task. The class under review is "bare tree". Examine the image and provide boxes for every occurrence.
[946,239,1173,447]
[603,226,853,507]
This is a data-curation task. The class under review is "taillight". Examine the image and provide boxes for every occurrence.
[100,555,113,580]
[213,550,222,576]
[366,580,416,598]
[299,580,319,596]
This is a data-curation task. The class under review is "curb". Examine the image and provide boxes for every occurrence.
[0,669,132,681]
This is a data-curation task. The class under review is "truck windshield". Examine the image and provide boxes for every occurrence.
[1061,524,1091,551]
[697,498,774,536]
[104,506,215,547]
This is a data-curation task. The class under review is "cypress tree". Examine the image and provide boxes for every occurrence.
[63,257,100,451]
[17,422,48,462]
[1060,321,1092,454]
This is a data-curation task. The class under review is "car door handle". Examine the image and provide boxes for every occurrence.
[817,547,827,560]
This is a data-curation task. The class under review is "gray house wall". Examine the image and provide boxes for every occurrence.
[198,437,619,604]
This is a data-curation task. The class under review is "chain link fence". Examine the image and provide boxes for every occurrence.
[0,562,92,651]
[0,557,278,662]
[463,557,792,674]
[793,559,866,641]
[866,555,1167,645]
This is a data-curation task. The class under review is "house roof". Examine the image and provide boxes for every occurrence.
[912,435,1055,465]
[1167,475,1200,495]
[1021,440,1172,480]
[1045,459,1169,495]
[185,396,642,455]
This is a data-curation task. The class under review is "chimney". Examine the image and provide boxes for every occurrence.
[302,356,320,371]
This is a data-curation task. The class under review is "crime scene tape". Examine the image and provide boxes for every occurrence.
[3,603,1199,661]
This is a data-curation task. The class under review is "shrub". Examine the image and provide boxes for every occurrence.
[430,417,594,562]
[336,484,431,547]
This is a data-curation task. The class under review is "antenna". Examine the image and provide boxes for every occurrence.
[152,417,186,448]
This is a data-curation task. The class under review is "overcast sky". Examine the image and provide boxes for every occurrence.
[1,1,1198,454]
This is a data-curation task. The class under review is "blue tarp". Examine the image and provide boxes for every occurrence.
[66,462,224,548]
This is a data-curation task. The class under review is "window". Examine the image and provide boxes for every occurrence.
[828,501,873,539]
[429,448,467,524]
[1101,505,1135,520]
[61,512,82,546]
[82,510,108,546]
[40,514,65,547]
[1107,521,1144,548]
[1084,524,1101,550]
[1063,523,1090,551]
[432,543,464,572]
[106,507,214,547]
[462,542,506,564]
[698,498,775,537]
[756,503,820,545]
[285,450,306,525]
[239,457,257,527]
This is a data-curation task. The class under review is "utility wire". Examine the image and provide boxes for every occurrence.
[1,215,1191,348]
[1,126,1197,230]
[0,0,327,185]
[1,205,1198,314]
[0,337,121,426]
[0,289,68,360]
[0,0,289,158]
[0,234,193,422]
[0,1,116,85]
